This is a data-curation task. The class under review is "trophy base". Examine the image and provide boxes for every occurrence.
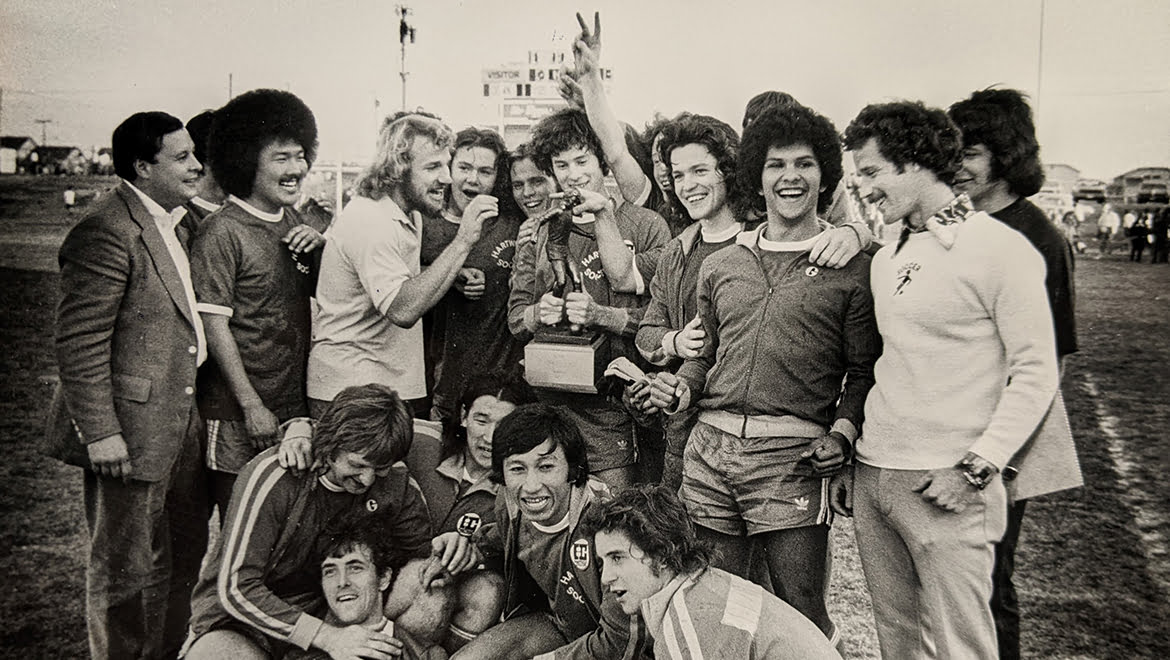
[525,329,608,393]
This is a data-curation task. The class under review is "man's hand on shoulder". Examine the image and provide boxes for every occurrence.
[313,622,402,660]
[278,418,315,472]
[809,224,865,268]
[87,433,132,479]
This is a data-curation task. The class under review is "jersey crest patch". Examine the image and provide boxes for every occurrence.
[366,499,379,512]
[571,538,591,570]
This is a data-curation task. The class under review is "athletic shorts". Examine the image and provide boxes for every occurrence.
[537,392,637,472]
[205,418,263,474]
[679,420,832,536]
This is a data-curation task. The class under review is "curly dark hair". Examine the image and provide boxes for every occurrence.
[207,89,318,199]
[842,101,963,185]
[655,114,744,221]
[312,384,413,472]
[739,104,843,215]
[641,113,674,152]
[112,111,185,181]
[948,88,1045,197]
[741,90,799,131]
[529,108,610,179]
[316,520,414,592]
[582,484,713,576]
[490,403,589,486]
[440,371,537,461]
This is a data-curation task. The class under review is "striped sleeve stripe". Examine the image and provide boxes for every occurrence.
[720,577,762,635]
[218,455,294,638]
[670,586,704,660]
[661,606,692,660]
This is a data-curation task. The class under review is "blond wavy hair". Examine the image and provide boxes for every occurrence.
[355,113,454,200]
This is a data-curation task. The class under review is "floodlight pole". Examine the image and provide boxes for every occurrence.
[397,5,414,112]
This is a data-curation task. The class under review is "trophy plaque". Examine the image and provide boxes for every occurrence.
[523,190,608,394]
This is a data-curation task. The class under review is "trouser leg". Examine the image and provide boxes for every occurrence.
[992,499,1027,660]
[888,467,1006,660]
[163,411,210,658]
[852,464,928,659]
[84,470,171,659]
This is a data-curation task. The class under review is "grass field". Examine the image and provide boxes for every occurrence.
[1,214,1168,657]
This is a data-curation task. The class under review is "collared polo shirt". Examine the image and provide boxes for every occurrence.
[309,195,426,401]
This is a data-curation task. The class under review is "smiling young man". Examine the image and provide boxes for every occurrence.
[420,127,526,423]
[284,524,446,660]
[48,110,208,660]
[186,384,480,660]
[644,104,880,647]
[508,108,670,489]
[584,485,840,659]
[631,114,745,490]
[839,101,1058,659]
[452,403,650,660]
[190,89,328,519]
[309,113,494,419]
[948,88,1082,660]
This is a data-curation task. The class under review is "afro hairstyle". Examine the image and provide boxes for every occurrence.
[208,89,318,199]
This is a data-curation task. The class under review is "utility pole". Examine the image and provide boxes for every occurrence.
[397,5,416,112]
[35,118,53,145]
[229,73,234,100]
[1035,0,1046,125]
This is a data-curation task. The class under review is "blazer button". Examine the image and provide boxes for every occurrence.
[188,345,198,355]
[185,386,194,395]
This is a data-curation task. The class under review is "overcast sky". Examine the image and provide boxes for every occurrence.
[2,0,1166,180]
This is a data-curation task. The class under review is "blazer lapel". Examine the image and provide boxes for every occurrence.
[117,183,197,329]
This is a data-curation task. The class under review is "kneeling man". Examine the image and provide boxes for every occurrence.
[186,384,479,660]
[285,523,447,660]
[585,484,840,659]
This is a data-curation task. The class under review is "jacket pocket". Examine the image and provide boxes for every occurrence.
[112,373,152,402]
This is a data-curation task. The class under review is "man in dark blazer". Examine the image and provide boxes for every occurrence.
[47,111,208,659]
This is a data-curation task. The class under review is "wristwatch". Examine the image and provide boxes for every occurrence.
[955,453,999,490]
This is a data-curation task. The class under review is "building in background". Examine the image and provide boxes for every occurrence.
[33,146,87,175]
[1108,167,1170,206]
[1032,163,1080,218]
[480,48,614,148]
[0,136,38,174]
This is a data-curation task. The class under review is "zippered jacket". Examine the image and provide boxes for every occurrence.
[676,224,880,435]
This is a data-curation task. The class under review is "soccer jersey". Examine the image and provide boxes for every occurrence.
[191,197,313,420]
[422,212,526,417]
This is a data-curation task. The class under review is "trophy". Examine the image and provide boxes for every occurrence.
[524,190,609,393]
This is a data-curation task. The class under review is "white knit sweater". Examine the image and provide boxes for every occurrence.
[858,211,1059,471]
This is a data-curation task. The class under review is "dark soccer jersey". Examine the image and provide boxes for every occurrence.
[190,201,313,420]
[518,519,570,612]
[678,235,737,327]
[991,198,1078,357]
[428,213,526,407]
